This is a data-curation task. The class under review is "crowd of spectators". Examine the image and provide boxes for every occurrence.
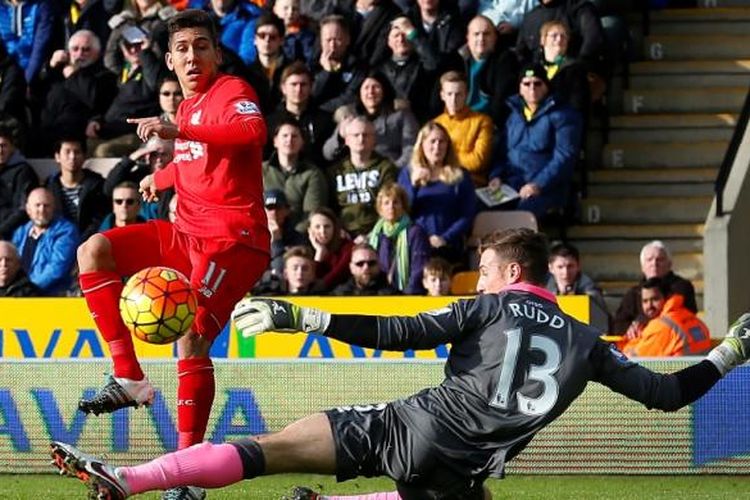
[1,0,661,318]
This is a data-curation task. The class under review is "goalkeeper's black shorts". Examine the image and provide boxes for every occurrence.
[325,404,485,500]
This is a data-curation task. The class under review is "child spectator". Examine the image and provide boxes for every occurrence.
[422,256,453,296]
[307,207,353,291]
[537,20,589,114]
[434,71,493,187]
[398,121,476,264]
[368,183,430,295]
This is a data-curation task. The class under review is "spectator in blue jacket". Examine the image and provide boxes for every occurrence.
[398,121,476,265]
[0,0,56,83]
[272,0,315,64]
[11,187,80,295]
[368,183,431,295]
[489,64,582,219]
[191,0,262,66]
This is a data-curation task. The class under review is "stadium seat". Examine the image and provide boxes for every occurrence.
[451,271,479,295]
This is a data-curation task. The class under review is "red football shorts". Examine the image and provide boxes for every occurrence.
[103,220,269,341]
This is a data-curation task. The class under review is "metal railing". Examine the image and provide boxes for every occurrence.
[715,86,750,217]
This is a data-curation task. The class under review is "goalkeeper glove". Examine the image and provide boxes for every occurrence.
[231,298,331,338]
[707,312,750,376]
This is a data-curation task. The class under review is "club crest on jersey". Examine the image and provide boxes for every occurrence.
[190,110,202,125]
[235,100,260,115]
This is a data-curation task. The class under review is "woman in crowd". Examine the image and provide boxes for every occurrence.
[323,71,419,167]
[368,183,430,294]
[537,20,590,114]
[307,207,353,291]
[398,121,476,264]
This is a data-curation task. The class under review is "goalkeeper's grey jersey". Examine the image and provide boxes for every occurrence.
[327,283,685,479]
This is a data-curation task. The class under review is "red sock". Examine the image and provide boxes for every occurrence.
[177,358,215,449]
[80,271,143,380]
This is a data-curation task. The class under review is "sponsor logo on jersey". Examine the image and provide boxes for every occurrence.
[190,110,202,125]
[235,100,260,115]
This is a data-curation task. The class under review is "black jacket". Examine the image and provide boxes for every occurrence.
[516,0,605,74]
[0,153,38,239]
[0,52,27,126]
[539,56,590,115]
[324,0,401,68]
[332,272,400,296]
[0,270,43,297]
[46,169,109,242]
[406,3,465,61]
[39,61,118,142]
[265,104,335,166]
[451,46,519,126]
[311,52,366,113]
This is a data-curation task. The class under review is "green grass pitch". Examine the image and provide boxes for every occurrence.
[2,474,750,499]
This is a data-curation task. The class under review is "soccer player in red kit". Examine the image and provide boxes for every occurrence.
[76,10,269,499]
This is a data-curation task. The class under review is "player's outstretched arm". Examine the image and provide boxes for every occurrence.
[596,312,750,411]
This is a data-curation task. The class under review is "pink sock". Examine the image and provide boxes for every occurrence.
[324,493,401,499]
[118,442,244,494]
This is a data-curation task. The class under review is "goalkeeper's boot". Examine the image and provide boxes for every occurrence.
[79,374,155,416]
[50,441,130,500]
[284,486,322,500]
[162,486,207,500]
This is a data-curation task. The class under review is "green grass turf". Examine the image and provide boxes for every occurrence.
[2,474,750,499]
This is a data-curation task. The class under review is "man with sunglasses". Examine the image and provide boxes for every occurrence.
[488,63,582,220]
[99,181,145,231]
[332,242,399,296]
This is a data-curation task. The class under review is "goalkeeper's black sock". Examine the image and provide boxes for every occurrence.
[230,438,266,479]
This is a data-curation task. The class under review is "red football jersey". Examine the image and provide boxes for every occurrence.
[153,74,270,254]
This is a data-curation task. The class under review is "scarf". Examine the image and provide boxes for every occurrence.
[368,215,411,291]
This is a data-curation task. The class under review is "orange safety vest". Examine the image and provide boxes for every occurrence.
[623,294,711,357]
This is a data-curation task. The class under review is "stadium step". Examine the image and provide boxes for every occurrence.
[588,167,718,184]
[567,223,704,240]
[644,35,750,60]
[579,196,712,224]
[621,87,746,114]
[573,238,703,255]
[598,279,705,297]
[644,7,750,35]
[629,59,750,75]
[601,141,727,168]
[629,73,750,89]
[587,182,713,198]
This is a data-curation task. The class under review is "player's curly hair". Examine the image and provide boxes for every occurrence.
[478,228,549,285]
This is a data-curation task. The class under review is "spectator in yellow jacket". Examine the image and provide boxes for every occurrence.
[434,71,494,187]
[623,277,711,357]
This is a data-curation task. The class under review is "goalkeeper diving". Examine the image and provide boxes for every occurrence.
[52,228,750,500]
